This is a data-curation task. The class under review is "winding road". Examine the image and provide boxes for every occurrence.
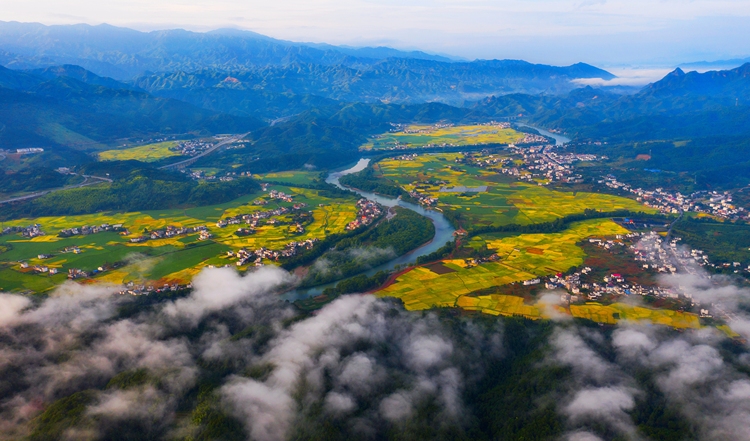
[0,174,113,205]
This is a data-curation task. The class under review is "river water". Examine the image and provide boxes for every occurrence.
[516,123,571,146]
[281,125,567,301]
[281,158,456,301]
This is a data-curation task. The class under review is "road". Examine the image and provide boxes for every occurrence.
[159,133,250,170]
[0,174,113,205]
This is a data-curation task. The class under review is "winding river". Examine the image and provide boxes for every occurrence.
[281,125,569,301]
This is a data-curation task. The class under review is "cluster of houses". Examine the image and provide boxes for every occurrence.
[215,203,309,233]
[130,225,209,243]
[1,224,45,238]
[59,223,125,237]
[346,199,384,230]
[19,261,59,275]
[502,145,604,184]
[170,140,214,156]
[517,133,549,144]
[408,190,439,207]
[269,190,294,203]
[117,281,193,296]
[601,176,748,221]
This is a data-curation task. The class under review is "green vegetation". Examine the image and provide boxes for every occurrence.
[363,124,523,150]
[0,183,358,292]
[98,141,182,162]
[338,166,408,198]
[303,207,434,286]
[376,153,652,229]
[1,168,261,219]
[672,217,750,266]
[0,167,80,195]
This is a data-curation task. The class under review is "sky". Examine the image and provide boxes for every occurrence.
[2,0,750,67]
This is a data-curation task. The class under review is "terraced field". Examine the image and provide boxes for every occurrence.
[363,124,524,150]
[377,219,628,310]
[0,185,357,292]
[98,141,182,162]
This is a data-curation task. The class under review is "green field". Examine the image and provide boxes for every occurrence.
[377,153,654,227]
[363,124,524,150]
[378,219,629,310]
[0,183,357,292]
[98,141,182,162]
[260,171,321,186]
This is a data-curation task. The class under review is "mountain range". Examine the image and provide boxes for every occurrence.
[0,21,615,107]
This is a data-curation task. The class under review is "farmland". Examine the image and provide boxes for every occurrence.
[98,141,182,162]
[376,153,653,227]
[0,184,357,292]
[377,219,628,310]
[362,124,524,150]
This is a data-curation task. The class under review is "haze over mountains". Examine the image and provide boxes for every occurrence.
[1,21,749,175]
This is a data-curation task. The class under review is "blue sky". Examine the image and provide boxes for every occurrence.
[3,0,750,66]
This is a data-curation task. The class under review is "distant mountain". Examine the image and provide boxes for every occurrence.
[132,58,614,116]
[0,21,454,79]
[474,63,750,140]
[0,21,615,106]
[0,65,262,153]
[28,64,143,92]
[680,57,750,70]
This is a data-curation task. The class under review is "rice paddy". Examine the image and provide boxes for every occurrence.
[98,141,182,162]
[363,124,524,150]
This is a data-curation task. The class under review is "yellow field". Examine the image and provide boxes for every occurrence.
[0,185,357,290]
[376,153,653,226]
[378,219,627,310]
[570,303,701,329]
[363,124,525,150]
[99,141,182,162]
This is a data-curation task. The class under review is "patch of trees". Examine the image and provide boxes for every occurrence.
[302,207,435,287]
[338,166,408,198]
[0,170,261,219]
[468,209,668,236]
[0,166,76,194]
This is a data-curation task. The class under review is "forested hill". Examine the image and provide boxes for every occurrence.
[196,101,474,173]
[0,65,263,151]
[133,59,614,109]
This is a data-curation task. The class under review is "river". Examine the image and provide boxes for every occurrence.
[281,125,567,301]
[281,158,456,301]
[516,123,570,146]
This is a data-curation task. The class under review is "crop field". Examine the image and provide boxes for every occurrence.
[363,124,525,150]
[260,171,321,186]
[377,153,653,227]
[98,141,182,162]
[570,303,701,328]
[0,184,357,292]
[378,219,628,310]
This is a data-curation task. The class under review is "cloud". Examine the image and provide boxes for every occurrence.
[0,294,31,327]
[163,266,293,326]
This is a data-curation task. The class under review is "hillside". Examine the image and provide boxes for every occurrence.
[0,65,263,152]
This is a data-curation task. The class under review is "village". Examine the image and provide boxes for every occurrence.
[58,223,126,237]
[602,175,749,221]
[345,198,385,230]
[1,224,45,238]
